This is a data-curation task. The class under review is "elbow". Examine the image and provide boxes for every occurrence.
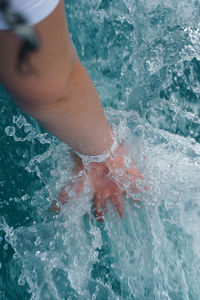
[12,62,76,114]
[10,49,78,109]
[17,69,72,106]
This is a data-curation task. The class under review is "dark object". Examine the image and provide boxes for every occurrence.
[0,0,40,74]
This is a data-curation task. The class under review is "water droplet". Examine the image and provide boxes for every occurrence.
[18,275,25,286]
[49,241,55,250]
[13,253,18,260]
[13,115,26,129]
[4,243,8,250]
[34,236,41,246]
[5,126,15,136]
[40,252,47,261]
[21,194,28,201]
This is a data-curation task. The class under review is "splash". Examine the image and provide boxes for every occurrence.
[1,107,200,299]
[1,0,200,299]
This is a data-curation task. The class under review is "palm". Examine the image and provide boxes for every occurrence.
[51,144,143,221]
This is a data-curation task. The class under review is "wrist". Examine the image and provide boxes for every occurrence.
[73,138,118,165]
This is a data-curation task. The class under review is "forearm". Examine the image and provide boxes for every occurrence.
[0,0,113,156]
[20,52,113,156]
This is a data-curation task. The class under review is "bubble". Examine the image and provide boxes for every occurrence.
[21,194,28,201]
[13,253,18,260]
[40,252,48,262]
[1,106,5,113]
[3,243,8,250]
[49,241,55,250]
[13,115,26,129]
[5,126,15,136]
[34,236,41,246]
[18,274,26,286]
[23,123,34,134]
[146,57,163,74]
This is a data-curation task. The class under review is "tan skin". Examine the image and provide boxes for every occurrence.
[0,0,142,220]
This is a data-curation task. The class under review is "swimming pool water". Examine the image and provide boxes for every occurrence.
[1,0,200,299]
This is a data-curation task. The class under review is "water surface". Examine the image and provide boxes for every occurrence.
[0,0,200,299]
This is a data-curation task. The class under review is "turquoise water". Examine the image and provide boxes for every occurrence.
[1,0,200,299]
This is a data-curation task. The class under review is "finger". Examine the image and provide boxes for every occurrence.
[111,194,124,218]
[93,192,106,222]
[73,178,85,194]
[50,200,62,212]
[50,188,69,212]
[128,195,141,203]
[54,179,84,210]
[129,184,140,194]
[58,188,70,205]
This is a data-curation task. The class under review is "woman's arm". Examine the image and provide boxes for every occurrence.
[0,0,143,220]
[0,0,113,155]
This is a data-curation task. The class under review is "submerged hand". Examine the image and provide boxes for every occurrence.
[89,144,142,221]
[51,144,143,221]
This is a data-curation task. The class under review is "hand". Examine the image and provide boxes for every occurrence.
[51,144,143,222]
[89,144,143,221]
